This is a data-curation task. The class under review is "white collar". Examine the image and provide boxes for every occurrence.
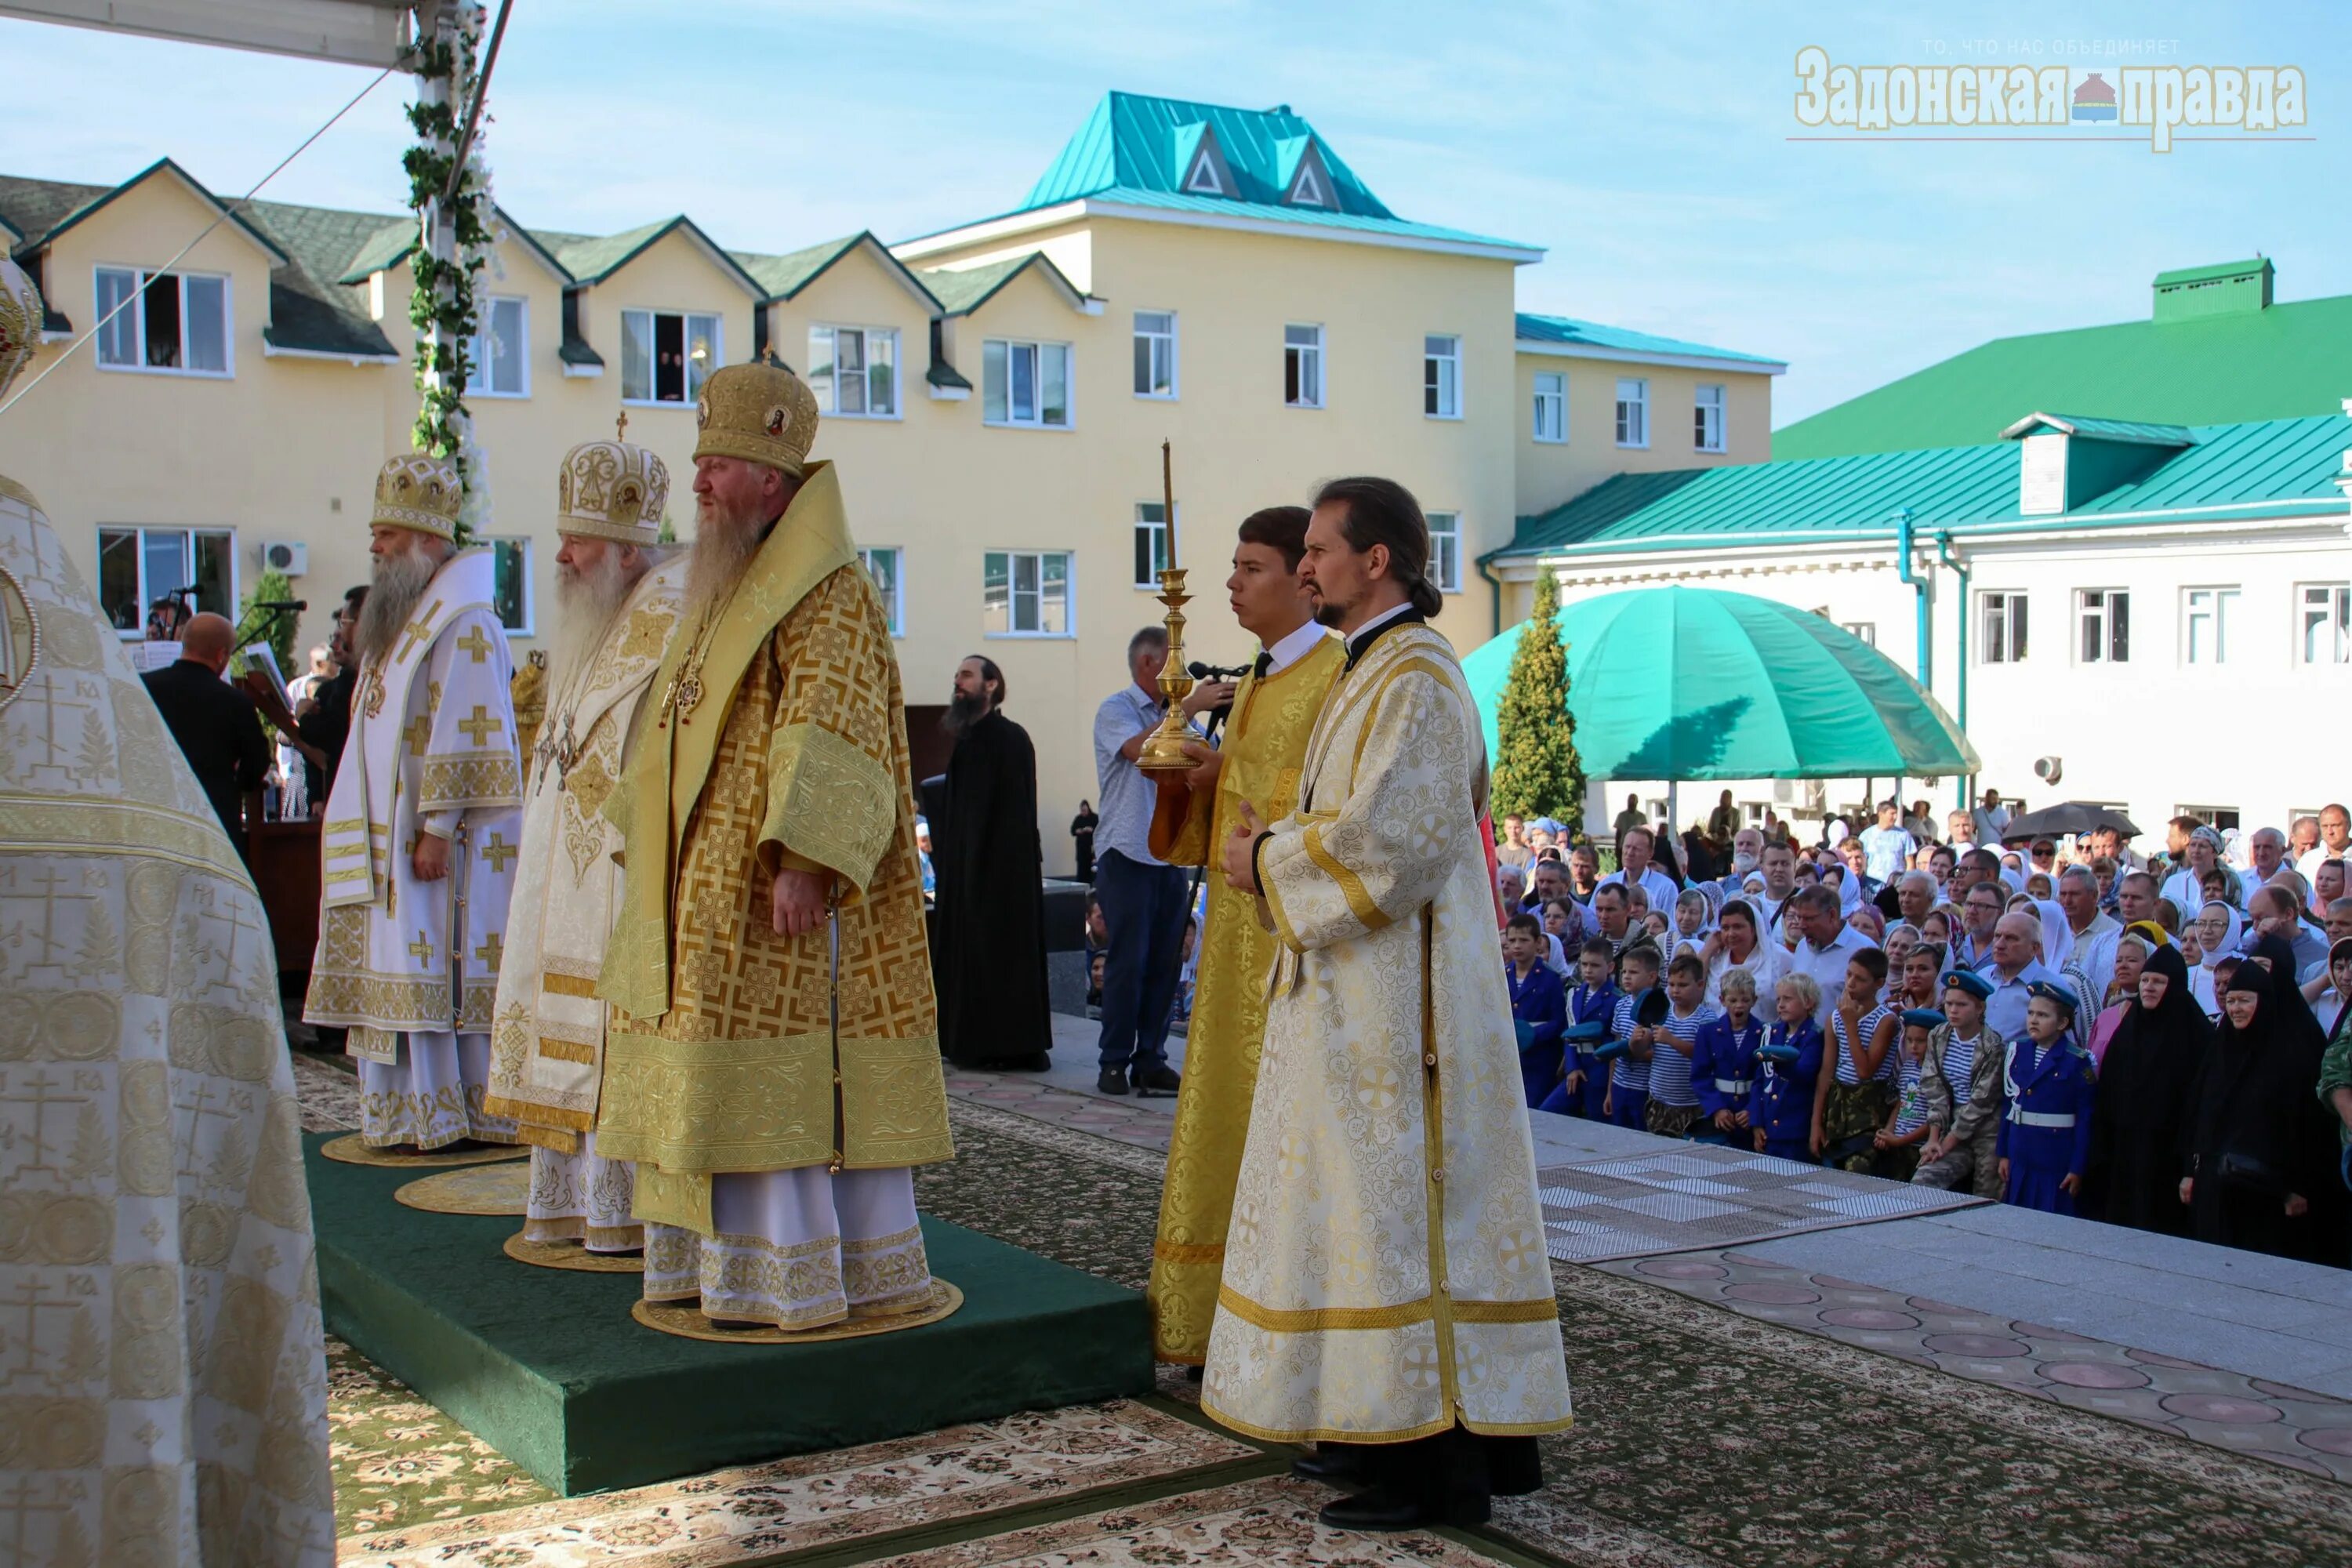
[1263,619,1330,674]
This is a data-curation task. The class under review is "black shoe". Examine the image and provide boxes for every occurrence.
[1096,1067,1131,1095]
[1131,1063,1182,1096]
[1316,1489,1428,1531]
[1290,1445,1365,1483]
[1184,1364,1204,1384]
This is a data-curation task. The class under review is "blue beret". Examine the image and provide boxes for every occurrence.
[1901,1008,1947,1030]
[1941,969,1994,1000]
[2026,980,2078,1014]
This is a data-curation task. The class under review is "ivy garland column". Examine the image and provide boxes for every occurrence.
[405,0,493,548]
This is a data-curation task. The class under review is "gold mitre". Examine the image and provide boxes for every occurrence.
[557,419,669,546]
[0,255,44,403]
[693,353,818,477]
[371,452,463,540]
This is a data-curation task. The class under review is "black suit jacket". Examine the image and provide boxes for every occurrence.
[141,658,270,843]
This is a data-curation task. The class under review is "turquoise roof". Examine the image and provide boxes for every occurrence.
[1999,412,2194,446]
[909,91,1538,256]
[1494,412,2351,560]
[1515,312,1784,368]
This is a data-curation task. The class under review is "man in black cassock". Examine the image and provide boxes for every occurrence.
[936,655,1053,1068]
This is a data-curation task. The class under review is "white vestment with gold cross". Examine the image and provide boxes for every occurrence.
[1200,622,1573,1445]
[303,546,524,1147]
[483,554,687,1248]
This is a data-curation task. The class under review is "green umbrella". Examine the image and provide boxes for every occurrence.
[1463,585,1979,780]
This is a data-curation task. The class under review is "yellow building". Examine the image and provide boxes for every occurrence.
[0,93,1778,852]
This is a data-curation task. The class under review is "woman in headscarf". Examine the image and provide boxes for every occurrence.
[2084,944,2205,1234]
[2180,948,2338,1260]
[2187,899,2245,1018]
[2085,932,2152,1065]
[2307,938,2351,1036]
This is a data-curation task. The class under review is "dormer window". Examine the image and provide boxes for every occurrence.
[1174,123,1236,198]
[1279,138,1338,209]
[1288,162,1329,207]
[1183,147,1227,194]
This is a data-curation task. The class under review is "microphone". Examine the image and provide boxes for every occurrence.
[253,600,309,612]
[1187,660,1251,682]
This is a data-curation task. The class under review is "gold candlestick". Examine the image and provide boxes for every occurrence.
[1136,440,1197,776]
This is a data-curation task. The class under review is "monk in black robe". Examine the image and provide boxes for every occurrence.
[2085,943,2206,1234]
[935,655,1053,1068]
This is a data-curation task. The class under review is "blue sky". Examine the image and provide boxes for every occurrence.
[3,2,2343,426]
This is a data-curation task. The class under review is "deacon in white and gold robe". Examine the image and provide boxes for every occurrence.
[1203,607,1573,1450]
[305,456,524,1149]
[485,430,688,1250]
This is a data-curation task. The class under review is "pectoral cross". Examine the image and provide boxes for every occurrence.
[396,611,440,665]
[455,627,492,664]
[615,411,629,441]
[477,832,517,873]
[457,705,503,747]
[474,931,503,970]
[408,931,435,967]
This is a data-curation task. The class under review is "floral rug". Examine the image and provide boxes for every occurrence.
[332,1336,554,1539]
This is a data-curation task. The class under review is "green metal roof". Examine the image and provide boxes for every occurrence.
[902,91,1538,256]
[1998,412,2194,446]
[2154,258,2270,288]
[1515,312,1784,369]
[1773,280,2352,460]
[1498,412,2351,561]
[916,252,1088,318]
[730,231,944,313]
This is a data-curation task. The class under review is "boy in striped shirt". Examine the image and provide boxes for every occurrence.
[1643,951,1722,1139]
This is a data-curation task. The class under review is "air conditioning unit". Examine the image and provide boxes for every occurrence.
[260,540,308,575]
[2034,755,2064,786]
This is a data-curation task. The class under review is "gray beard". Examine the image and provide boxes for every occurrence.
[549,552,641,696]
[354,548,437,671]
[682,499,766,624]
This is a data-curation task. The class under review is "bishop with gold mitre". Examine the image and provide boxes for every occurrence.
[597,357,953,1331]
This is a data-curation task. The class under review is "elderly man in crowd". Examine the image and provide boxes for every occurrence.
[2244,826,2292,897]
[1530,858,1588,942]
[2115,870,2164,935]
[1893,869,1937,931]
[1716,826,1765,896]
[1789,884,1875,1029]
[2245,884,2329,979]
[1975,912,2067,1043]
[2298,804,2350,884]
[2056,863,2123,1017]
[1951,880,2004,969]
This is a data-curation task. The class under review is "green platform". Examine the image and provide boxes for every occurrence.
[304,1132,1154,1495]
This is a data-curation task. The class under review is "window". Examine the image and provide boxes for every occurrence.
[1284,324,1323,408]
[807,325,898,418]
[2183,586,2238,665]
[485,538,532,634]
[2177,804,2241,833]
[1614,377,1649,447]
[1426,511,1461,593]
[2077,588,2129,663]
[466,295,528,397]
[983,550,1071,637]
[1133,503,1174,589]
[1531,371,1566,444]
[1840,620,1877,647]
[1980,590,2028,663]
[96,525,235,635]
[858,546,902,636]
[2302,583,2351,664]
[94,267,229,375]
[982,338,1072,428]
[619,309,722,404]
[1132,310,1176,398]
[1423,334,1461,419]
[1694,383,1726,452]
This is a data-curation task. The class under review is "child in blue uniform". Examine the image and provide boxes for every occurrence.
[1602,943,1664,1130]
[1504,913,1568,1108]
[1996,982,2097,1214]
[1751,974,1824,1161]
[1691,966,1765,1146]
[1874,1008,1952,1181]
[1540,938,1618,1118]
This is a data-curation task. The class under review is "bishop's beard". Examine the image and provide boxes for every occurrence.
[682,495,767,623]
[354,546,438,671]
[550,549,641,695]
[942,691,989,740]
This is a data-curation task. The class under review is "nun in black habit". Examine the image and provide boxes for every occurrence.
[2085,942,2207,1235]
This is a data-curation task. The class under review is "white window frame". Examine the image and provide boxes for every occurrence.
[2076,587,2130,665]
[1980,590,2028,664]
[1423,333,1461,419]
[93,264,233,378]
[1614,377,1650,448]
[807,324,901,419]
[1133,503,1176,590]
[466,293,529,398]
[1284,323,1324,409]
[2300,582,2351,666]
[484,535,534,637]
[858,546,904,637]
[96,524,238,638]
[1132,310,1178,400]
[1425,510,1461,594]
[1840,620,1876,647]
[1694,383,1726,452]
[1531,370,1566,444]
[982,338,1074,430]
[619,307,724,406]
[2182,586,2238,666]
[982,549,1074,638]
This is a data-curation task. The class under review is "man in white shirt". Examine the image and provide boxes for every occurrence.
[2114,870,2163,936]
[1788,884,1875,1030]
[1946,810,1979,854]
[1971,788,2012,848]
[1754,839,1799,941]
[2243,826,2292,902]
[1599,823,1680,912]
[1858,800,1912,887]
[2296,804,2349,886]
[2056,864,2122,1016]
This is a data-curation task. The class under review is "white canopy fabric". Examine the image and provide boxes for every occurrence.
[0,0,414,67]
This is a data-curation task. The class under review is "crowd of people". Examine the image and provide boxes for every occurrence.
[1498,797,2352,1269]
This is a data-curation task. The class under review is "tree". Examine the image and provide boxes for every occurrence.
[238,568,300,680]
[1490,571,1584,833]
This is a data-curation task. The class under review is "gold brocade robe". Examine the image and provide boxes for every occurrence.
[1200,622,1573,1445]
[1145,633,1342,1363]
[596,463,951,1236]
